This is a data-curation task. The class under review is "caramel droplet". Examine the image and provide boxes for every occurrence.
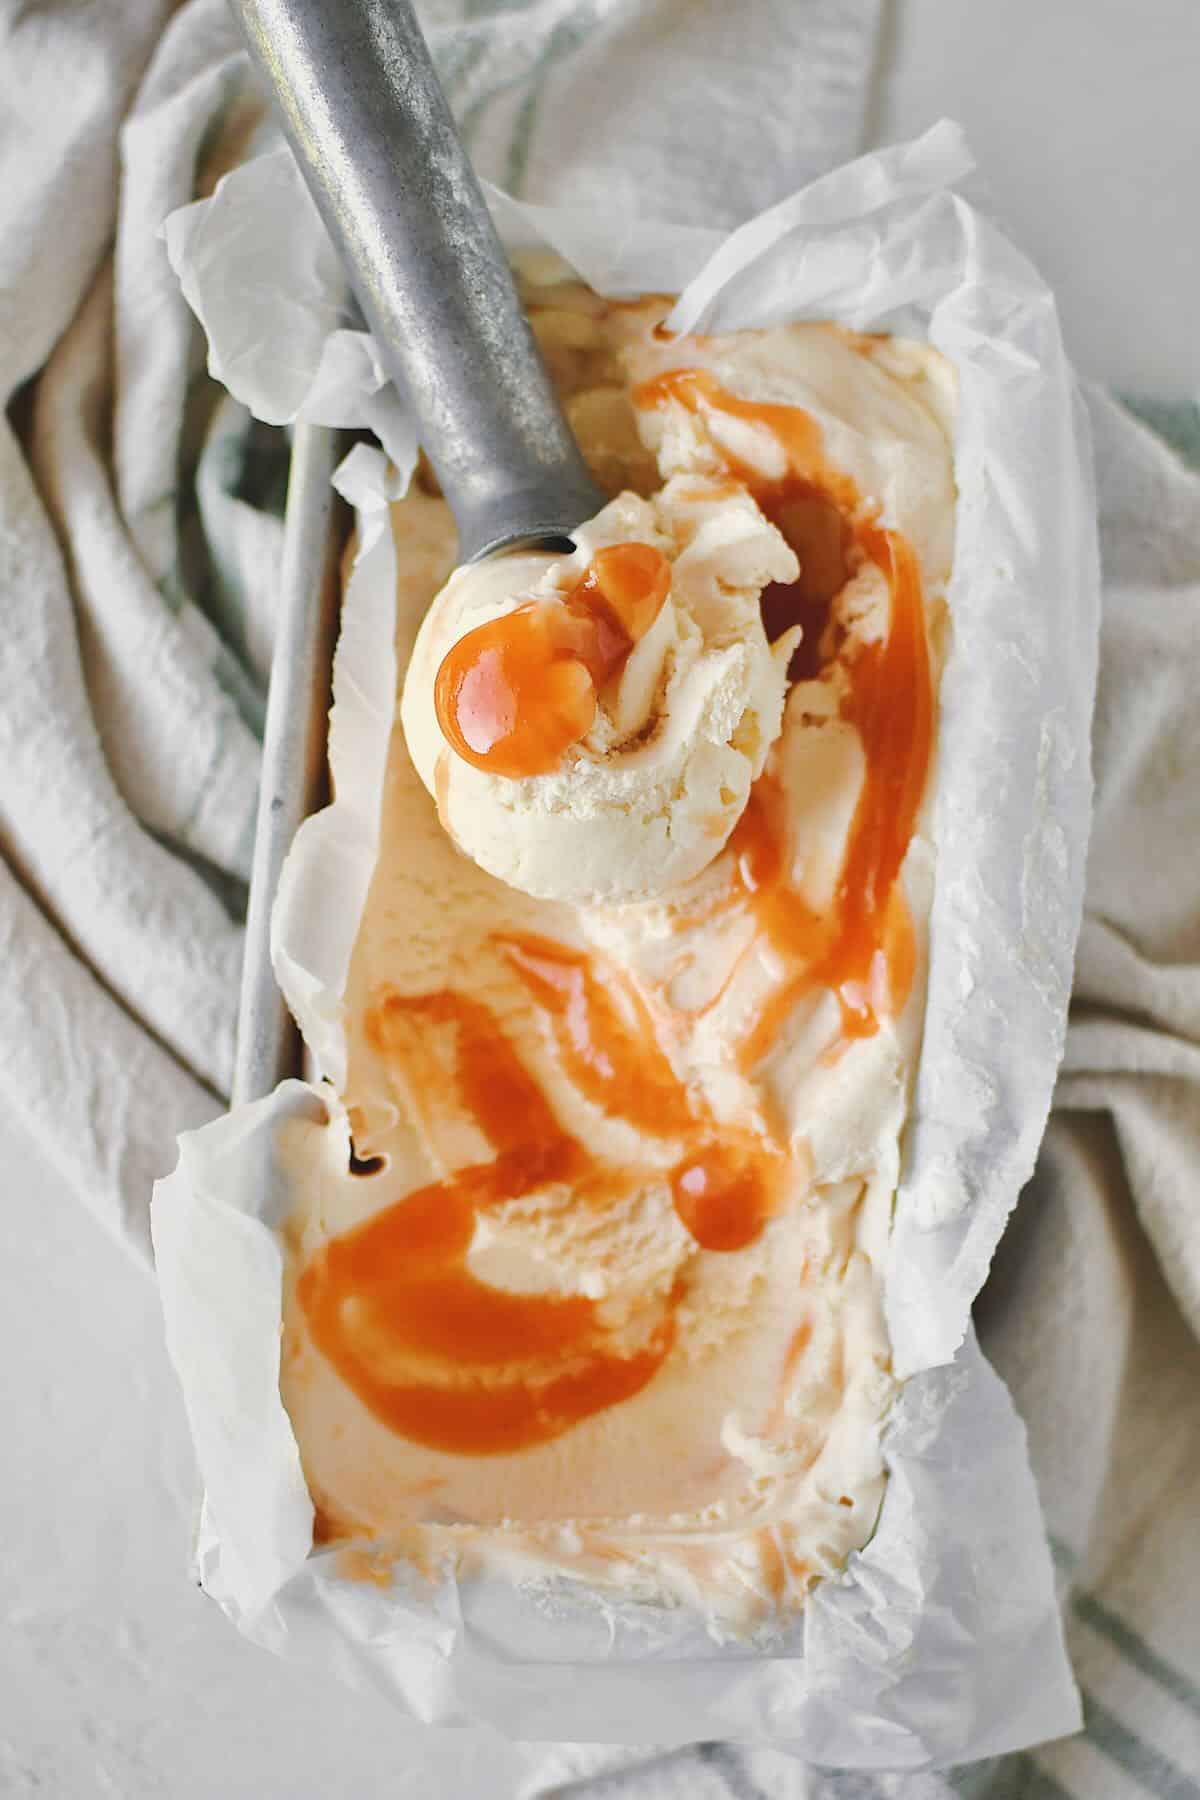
[670,1141,778,1253]
[434,543,671,779]
[434,605,597,778]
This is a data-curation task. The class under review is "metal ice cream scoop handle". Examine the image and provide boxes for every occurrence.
[230,0,606,560]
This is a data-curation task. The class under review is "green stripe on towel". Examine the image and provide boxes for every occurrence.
[949,1750,1072,1800]
[1074,1591,1200,1724]
[1082,1691,1200,1800]
[1121,397,1200,472]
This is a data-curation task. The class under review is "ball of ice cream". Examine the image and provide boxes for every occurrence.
[401,483,799,904]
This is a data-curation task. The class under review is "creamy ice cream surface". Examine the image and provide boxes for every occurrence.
[277,279,956,1634]
[401,482,798,903]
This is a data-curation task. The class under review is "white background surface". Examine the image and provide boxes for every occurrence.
[4,4,1198,1794]
[872,0,1200,395]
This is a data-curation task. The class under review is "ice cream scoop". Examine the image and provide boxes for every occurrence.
[227,0,605,1104]
[231,0,605,560]
[401,483,801,904]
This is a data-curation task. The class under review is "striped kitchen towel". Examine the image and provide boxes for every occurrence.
[2,1,1198,1795]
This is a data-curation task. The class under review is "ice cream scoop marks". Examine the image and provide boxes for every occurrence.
[296,939,795,1457]
[633,366,859,683]
[632,369,934,1059]
[716,524,928,1066]
[297,981,678,1458]
[494,934,788,1254]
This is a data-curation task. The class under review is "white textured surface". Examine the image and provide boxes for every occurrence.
[4,7,1199,1799]
[0,1110,417,1799]
[872,0,1200,395]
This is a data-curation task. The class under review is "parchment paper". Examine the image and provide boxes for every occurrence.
[153,119,1099,1768]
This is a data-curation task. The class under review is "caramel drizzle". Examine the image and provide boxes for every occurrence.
[298,942,785,1456]
[633,367,933,1053]
[433,542,671,778]
[298,363,934,1459]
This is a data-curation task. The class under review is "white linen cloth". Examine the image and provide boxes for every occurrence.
[2,2,1197,1795]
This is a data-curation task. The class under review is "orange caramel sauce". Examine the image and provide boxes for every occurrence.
[433,542,670,779]
[634,368,856,683]
[724,524,932,1061]
[297,941,797,1455]
[815,525,932,1022]
[494,932,694,1138]
[634,366,933,1055]
[298,987,675,1456]
[670,1141,781,1254]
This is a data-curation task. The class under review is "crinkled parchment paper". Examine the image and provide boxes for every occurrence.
[152,120,1099,1769]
